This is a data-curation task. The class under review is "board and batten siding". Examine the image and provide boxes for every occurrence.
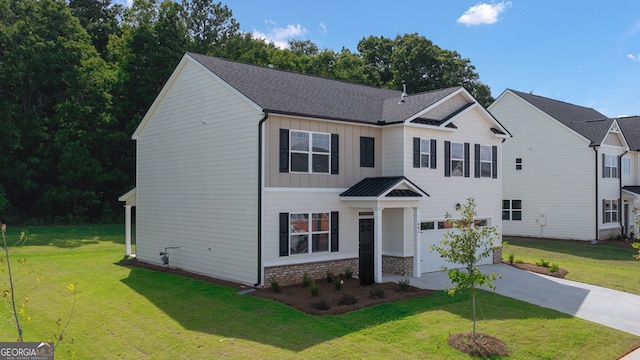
[403,106,503,237]
[264,116,382,188]
[490,92,596,241]
[135,59,260,285]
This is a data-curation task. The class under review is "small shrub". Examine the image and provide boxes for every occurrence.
[310,281,319,297]
[370,285,385,299]
[311,298,330,310]
[326,271,335,283]
[508,253,515,265]
[397,278,411,292]
[515,259,524,264]
[302,272,311,287]
[270,278,281,293]
[550,263,560,273]
[334,278,343,291]
[338,293,358,305]
[536,259,550,267]
[344,266,354,279]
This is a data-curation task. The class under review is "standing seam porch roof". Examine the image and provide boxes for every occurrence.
[187,52,463,124]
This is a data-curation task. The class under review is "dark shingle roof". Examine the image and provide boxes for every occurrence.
[623,186,640,195]
[510,90,610,145]
[187,53,461,124]
[340,176,428,197]
[617,116,640,151]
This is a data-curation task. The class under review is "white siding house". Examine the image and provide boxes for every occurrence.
[123,53,510,286]
[489,90,630,241]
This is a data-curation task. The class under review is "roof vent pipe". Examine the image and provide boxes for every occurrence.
[400,84,407,103]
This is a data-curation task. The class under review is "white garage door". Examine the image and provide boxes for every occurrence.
[420,220,493,273]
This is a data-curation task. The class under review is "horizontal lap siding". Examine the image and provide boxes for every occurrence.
[136,60,259,285]
[404,107,503,238]
[490,93,595,240]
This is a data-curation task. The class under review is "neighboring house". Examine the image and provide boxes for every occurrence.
[121,53,510,286]
[489,89,636,241]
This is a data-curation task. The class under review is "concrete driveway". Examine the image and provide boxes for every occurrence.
[383,263,640,337]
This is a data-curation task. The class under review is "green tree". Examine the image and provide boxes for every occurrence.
[180,0,239,55]
[68,0,122,57]
[429,198,501,339]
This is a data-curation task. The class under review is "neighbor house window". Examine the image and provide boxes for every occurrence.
[623,157,631,175]
[603,199,618,223]
[503,200,522,221]
[420,221,435,230]
[603,154,618,178]
[451,142,464,176]
[279,212,339,256]
[516,158,522,170]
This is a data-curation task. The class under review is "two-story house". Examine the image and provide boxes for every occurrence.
[121,53,510,286]
[489,90,631,241]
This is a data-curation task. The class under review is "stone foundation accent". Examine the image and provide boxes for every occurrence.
[264,258,358,286]
[382,255,413,276]
[599,226,623,241]
[493,248,503,264]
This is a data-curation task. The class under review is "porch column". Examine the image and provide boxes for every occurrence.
[374,207,383,283]
[124,205,132,256]
[413,207,421,277]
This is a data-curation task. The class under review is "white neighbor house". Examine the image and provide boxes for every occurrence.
[489,90,640,241]
[121,53,510,286]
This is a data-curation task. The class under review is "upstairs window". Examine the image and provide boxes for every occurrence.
[623,157,631,175]
[474,144,498,178]
[516,158,522,170]
[603,154,618,178]
[413,138,436,168]
[280,129,339,174]
[445,141,469,177]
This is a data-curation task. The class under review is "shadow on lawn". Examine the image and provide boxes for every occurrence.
[504,236,636,261]
[117,262,572,352]
[4,225,130,249]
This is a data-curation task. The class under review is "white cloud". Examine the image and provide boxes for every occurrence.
[457,2,511,26]
[112,0,133,7]
[319,22,327,34]
[252,24,307,49]
[628,53,640,61]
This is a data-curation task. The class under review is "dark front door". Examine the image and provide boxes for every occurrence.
[359,218,375,285]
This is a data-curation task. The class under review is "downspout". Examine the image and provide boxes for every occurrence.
[256,111,269,287]
[592,146,599,244]
[620,151,628,236]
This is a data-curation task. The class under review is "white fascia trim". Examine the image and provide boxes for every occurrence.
[264,187,348,193]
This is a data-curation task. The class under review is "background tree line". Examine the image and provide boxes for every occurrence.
[0,0,494,224]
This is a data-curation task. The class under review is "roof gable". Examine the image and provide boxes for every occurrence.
[617,116,640,151]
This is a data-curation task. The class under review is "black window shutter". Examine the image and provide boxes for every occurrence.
[444,141,451,177]
[474,144,481,178]
[413,137,420,168]
[331,133,339,174]
[492,145,498,179]
[279,212,289,256]
[360,137,374,167]
[331,211,339,252]
[617,155,621,178]
[279,129,289,173]
[602,153,605,178]
[602,200,606,223]
[360,137,367,167]
[430,139,437,169]
[464,142,470,177]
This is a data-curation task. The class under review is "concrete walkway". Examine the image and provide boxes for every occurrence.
[383,263,640,359]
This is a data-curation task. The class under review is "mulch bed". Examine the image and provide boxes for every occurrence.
[448,332,508,357]
[504,261,568,278]
[251,277,434,316]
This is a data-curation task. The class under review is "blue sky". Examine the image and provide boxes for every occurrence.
[116,1,640,117]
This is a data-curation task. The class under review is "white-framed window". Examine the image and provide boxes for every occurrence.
[451,142,464,177]
[480,145,492,177]
[503,200,522,221]
[420,139,431,167]
[289,212,330,255]
[603,200,618,223]
[604,154,618,178]
[290,130,330,173]
[623,157,631,175]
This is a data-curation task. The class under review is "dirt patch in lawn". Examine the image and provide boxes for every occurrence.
[448,332,508,357]
[119,258,434,316]
[251,277,434,316]
[504,261,568,278]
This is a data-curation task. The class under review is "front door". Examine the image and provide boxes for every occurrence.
[359,218,374,285]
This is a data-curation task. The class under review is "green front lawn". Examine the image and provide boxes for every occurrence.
[0,225,637,359]
[504,236,640,295]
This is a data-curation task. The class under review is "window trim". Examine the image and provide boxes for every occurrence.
[503,199,522,221]
[279,211,339,256]
[603,199,618,223]
[603,154,619,178]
